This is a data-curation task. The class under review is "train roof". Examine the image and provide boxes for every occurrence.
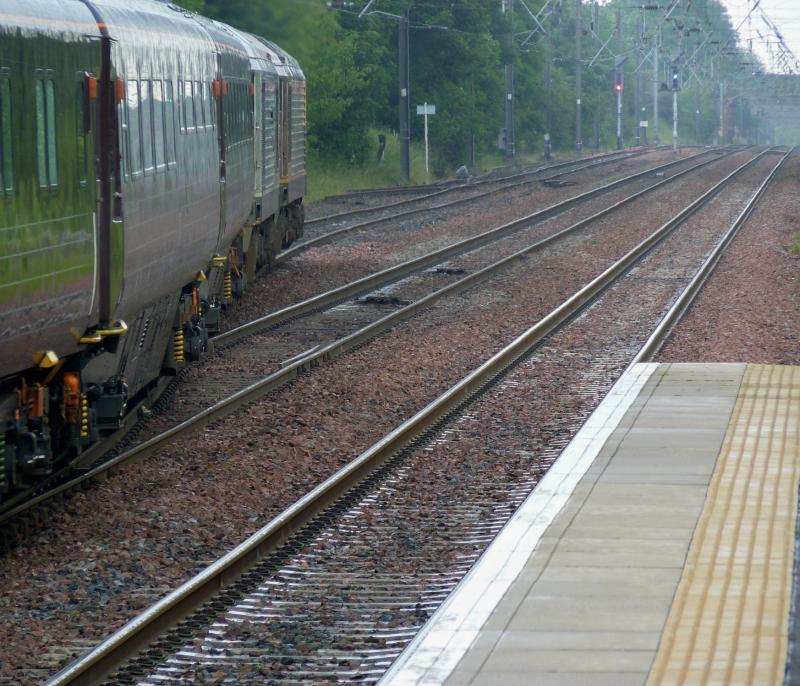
[251,36,305,80]
[0,0,103,40]
[88,0,225,49]
[0,0,302,79]
[182,15,274,73]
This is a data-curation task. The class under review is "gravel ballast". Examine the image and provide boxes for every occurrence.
[223,148,695,330]
[1,148,796,684]
[129,151,795,685]
[658,153,800,364]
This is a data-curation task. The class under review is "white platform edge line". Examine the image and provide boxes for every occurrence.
[379,362,660,686]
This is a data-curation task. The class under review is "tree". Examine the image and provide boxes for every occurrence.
[178,0,390,161]
[177,0,754,172]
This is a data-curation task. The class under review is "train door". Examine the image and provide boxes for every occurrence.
[214,52,227,246]
[278,77,290,184]
[252,69,263,211]
[90,32,124,325]
[262,76,277,199]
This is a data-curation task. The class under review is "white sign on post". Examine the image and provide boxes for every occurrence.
[416,102,436,175]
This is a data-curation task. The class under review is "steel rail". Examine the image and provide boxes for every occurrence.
[633,147,793,363]
[307,147,644,227]
[46,148,770,686]
[225,148,722,344]
[308,184,457,226]
[0,149,665,521]
[0,147,737,533]
[285,147,664,260]
[0,148,684,523]
[325,145,675,201]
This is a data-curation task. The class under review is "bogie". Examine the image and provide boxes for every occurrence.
[0,0,306,501]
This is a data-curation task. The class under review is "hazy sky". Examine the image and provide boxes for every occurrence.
[719,0,800,71]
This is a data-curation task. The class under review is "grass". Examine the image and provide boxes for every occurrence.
[791,235,800,283]
[307,130,547,201]
[305,128,669,202]
[306,132,432,201]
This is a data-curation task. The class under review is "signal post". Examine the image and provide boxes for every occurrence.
[671,62,680,151]
[614,55,628,151]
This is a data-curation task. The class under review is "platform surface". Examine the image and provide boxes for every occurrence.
[381,363,800,686]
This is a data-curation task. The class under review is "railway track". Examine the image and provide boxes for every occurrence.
[225,146,723,342]
[293,146,675,258]
[45,148,791,685]
[311,147,637,208]
[0,147,733,548]
[316,145,671,204]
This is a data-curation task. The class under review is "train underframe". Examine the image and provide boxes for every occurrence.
[0,201,304,500]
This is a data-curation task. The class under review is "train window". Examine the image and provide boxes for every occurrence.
[232,84,239,142]
[35,78,58,188]
[0,78,12,192]
[194,81,205,129]
[239,83,245,141]
[178,80,185,133]
[165,80,176,164]
[152,80,165,170]
[183,80,195,132]
[75,77,88,186]
[127,79,142,175]
[228,84,235,139]
[118,81,129,181]
[204,82,213,128]
[228,84,235,141]
[45,80,57,186]
[141,80,154,174]
[179,80,185,132]
[35,82,46,185]
[239,84,245,134]
[239,84,245,136]
[234,83,242,142]
[189,81,197,131]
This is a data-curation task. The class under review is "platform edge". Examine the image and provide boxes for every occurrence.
[379,362,660,686]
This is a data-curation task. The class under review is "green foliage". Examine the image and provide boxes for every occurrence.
[405,0,503,169]
[174,0,205,12]
[791,235,800,285]
[307,129,430,200]
[178,0,390,161]
[309,26,391,162]
[177,0,748,179]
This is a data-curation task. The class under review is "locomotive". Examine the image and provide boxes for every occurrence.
[0,0,307,499]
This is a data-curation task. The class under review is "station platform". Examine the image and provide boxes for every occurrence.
[382,363,800,686]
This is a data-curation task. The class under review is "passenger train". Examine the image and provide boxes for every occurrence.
[0,0,307,499]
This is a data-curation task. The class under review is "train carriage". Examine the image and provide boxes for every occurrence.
[0,0,306,499]
[0,0,103,389]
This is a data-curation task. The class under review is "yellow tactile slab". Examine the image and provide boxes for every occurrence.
[647,365,800,686]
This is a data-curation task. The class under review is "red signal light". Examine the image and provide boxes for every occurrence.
[614,83,624,93]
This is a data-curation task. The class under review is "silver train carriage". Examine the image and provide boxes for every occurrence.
[0,0,307,498]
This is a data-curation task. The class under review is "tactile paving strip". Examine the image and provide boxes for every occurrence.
[647,364,800,686]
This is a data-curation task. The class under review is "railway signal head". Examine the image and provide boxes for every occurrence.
[614,70,624,93]
[671,64,680,91]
